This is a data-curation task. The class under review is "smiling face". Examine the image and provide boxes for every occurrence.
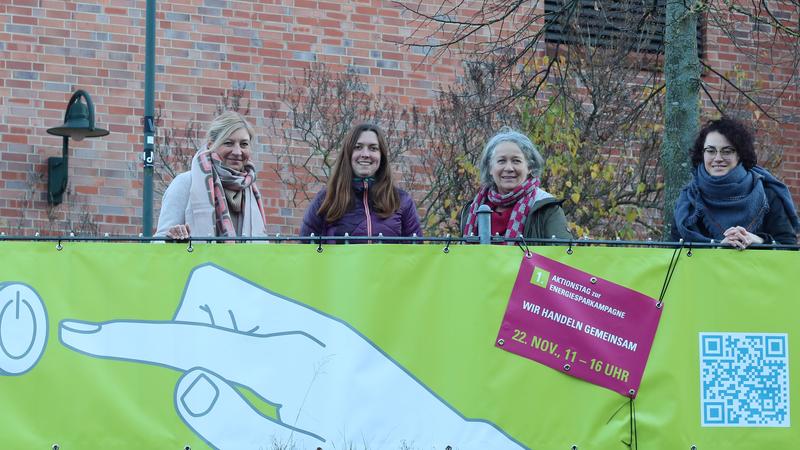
[490,141,531,194]
[703,131,740,177]
[350,131,381,178]
[211,127,251,171]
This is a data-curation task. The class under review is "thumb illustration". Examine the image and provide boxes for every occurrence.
[175,368,325,450]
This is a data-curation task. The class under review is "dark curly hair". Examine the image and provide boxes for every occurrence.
[690,117,757,170]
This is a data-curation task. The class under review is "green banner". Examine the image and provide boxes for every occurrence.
[0,242,796,449]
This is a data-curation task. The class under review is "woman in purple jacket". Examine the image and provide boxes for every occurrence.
[301,123,422,239]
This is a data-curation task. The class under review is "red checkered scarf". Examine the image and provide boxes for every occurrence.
[463,177,540,244]
[187,150,266,238]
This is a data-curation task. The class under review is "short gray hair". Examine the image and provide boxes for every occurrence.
[479,126,544,186]
[206,111,256,153]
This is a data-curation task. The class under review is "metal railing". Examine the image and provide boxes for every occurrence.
[1,204,798,249]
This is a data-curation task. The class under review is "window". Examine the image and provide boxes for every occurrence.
[544,0,703,56]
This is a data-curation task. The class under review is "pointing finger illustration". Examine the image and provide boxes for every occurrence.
[59,319,326,409]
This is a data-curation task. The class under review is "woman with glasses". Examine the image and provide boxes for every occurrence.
[671,117,799,247]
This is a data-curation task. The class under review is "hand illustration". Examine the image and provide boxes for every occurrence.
[60,264,525,450]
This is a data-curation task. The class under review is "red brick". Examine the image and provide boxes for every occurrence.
[2,135,28,144]
[13,15,37,25]
[0,0,796,237]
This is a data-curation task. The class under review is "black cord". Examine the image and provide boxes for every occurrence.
[607,396,638,449]
[616,398,638,450]
[657,239,684,308]
[606,399,629,425]
[516,236,531,257]
[631,397,638,450]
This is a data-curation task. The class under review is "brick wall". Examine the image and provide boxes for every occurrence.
[0,0,798,236]
[0,0,464,235]
[700,3,800,200]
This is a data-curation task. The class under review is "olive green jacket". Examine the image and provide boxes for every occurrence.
[460,190,572,240]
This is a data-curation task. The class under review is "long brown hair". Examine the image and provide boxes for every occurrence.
[318,123,400,222]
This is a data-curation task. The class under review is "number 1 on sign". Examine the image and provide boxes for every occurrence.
[530,267,550,288]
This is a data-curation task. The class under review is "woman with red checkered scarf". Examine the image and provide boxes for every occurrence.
[461,127,572,243]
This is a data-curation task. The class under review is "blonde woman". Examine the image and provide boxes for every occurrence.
[155,111,267,238]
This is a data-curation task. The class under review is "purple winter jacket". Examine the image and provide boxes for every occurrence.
[300,183,422,238]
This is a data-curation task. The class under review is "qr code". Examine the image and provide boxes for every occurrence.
[700,333,790,427]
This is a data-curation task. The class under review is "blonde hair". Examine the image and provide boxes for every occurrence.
[205,111,255,152]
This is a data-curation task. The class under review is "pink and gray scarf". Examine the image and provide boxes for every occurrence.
[187,150,266,238]
[463,177,540,243]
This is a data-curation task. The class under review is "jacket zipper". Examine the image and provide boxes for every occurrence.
[362,180,373,239]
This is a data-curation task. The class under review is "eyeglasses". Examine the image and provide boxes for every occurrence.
[703,146,737,158]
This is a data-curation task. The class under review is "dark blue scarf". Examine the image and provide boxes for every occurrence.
[754,165,800,233]
[674,164,799,241]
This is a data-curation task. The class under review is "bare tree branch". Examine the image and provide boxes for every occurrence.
[270,64,422,207]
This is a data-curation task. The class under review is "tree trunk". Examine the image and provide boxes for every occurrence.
[662,0,701,237]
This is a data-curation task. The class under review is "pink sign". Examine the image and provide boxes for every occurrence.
[496,253,662,397]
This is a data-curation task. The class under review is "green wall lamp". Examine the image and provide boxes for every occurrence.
[45,89,109,205]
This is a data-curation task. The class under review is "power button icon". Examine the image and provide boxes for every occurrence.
[0,283,48,375]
